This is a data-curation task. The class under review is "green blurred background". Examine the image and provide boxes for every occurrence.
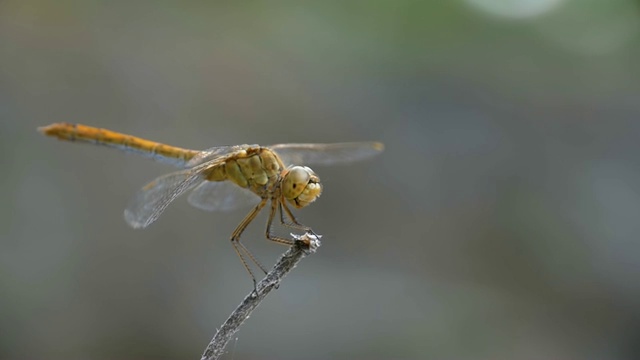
[2,0,640,359]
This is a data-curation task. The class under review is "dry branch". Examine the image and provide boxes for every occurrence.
[200,233,321,360]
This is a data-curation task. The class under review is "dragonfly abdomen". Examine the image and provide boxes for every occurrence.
[38,123,200,167]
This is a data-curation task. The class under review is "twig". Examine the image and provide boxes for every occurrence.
[200,233,321,360]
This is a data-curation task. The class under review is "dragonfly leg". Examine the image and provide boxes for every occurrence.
[230,240,259,290]
[231,198,269,288]
[279,200,318,236]
[264,199,296,246]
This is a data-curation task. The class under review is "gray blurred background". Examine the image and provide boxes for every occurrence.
[2,1,640,359]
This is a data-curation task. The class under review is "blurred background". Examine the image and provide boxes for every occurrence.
[2,1,640,359]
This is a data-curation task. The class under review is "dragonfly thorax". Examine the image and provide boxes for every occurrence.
[281,166,322,208]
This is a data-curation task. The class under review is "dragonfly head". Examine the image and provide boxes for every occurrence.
[281,166,322,208]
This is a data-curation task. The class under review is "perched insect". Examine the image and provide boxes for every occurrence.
[39,123,384,285]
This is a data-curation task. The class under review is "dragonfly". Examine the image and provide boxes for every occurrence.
[39,123,384,286]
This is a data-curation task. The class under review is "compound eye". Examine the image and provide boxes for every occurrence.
[289,166,311,186]
[282,166,311,200]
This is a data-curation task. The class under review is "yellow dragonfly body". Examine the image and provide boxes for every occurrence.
[39,123,384,283]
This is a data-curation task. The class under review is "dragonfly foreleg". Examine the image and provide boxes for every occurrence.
[279,201,318,236]
[264,199,296,246]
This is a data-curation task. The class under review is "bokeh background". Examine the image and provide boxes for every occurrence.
[2,1,640,359]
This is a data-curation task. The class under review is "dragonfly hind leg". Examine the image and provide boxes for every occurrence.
[230,198,269,289]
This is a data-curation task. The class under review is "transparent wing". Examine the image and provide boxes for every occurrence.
[270,142,384,166]
[124,162,215,229]
[187,180,261,212]
[185,144,257,167]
